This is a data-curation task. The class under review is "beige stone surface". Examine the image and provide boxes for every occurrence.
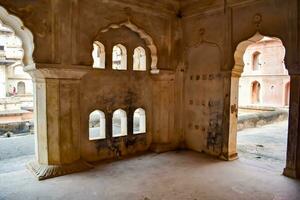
[0,0,299,180]
[1,151,300,200]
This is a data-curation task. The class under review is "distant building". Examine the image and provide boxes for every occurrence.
[0,21,33,133]
[238,36,290,108]
[0,22,33,99]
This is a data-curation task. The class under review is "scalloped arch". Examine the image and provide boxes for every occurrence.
[233,32,283,77]
[0,5,35,69]
[100,20,159,74]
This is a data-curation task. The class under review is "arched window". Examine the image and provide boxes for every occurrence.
[112,109,127,137]
[14,65,24,75]
[112,44,127,70]
[17,81,25,95]
[252,51,261,71]
[133,108,146,134]
[89,110,106,140]
[133,47,146,71]
[92,41,105,69]
[251,81,261,104]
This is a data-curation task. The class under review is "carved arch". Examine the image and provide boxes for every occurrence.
[0,6,35,69]
[232,32,284,77]
[100,20,159,74]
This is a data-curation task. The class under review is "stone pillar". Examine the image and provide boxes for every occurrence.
[283,74,300,179]
[127,109,134,135]
[27,68,92,180]
[220,70,239,161]
[150,70,176,152]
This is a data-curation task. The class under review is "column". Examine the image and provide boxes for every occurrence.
[27,68,92,180]
[220,71,239,161]
[283,74,300,179]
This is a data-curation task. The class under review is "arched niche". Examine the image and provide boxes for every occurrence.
[99,20,158,74]
[0,6,34,69]
[251,81,261,104]
[17,81,25,95]
[252,51,261,71]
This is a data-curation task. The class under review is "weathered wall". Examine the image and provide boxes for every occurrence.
[75,2,179,161]
[0,0,179,164]
[1,0,300,179]
[1,0,179,164]
[80,27,154,161]
[181,0,297,159]
[181,3,226,157]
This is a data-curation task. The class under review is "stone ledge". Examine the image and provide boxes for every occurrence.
[27,160,93,181]
[238,109,289,131]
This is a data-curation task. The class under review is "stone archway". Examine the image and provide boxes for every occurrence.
[0,4,39,173]
[0,5,92,181]
[227,32,287,161]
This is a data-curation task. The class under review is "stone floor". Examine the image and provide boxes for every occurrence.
[0,134,35,174]
[0,134,34,160]
[0,121,299,200]
[237,120,288,172]
[0,151,300,200]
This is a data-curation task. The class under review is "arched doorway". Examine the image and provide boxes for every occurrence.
[230,32,290,173]
[0,6,35,173]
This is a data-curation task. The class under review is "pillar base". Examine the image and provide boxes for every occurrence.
[219,152,239,161]
[283,167,298,179]
[27,160,93,180]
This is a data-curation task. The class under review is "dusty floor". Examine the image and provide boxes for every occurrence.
[237,120,287,172]
[0,134,34,174]
[0,150,300,200]
[0,134,34,160]
[0,122,299,200]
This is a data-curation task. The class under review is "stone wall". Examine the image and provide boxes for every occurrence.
[0,0,299,179]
